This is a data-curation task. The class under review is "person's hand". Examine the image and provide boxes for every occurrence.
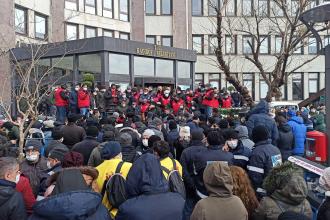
[222,143,229,152]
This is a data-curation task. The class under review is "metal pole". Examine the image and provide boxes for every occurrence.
[325,45,330,166]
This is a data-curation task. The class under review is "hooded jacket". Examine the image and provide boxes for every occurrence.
[72,137,100,165]
[317,193,330,220]
[277,123,294,161]
[0,179,27,220]
[190,162,248,220]
[287,116,307,155]
[116,154,185,220]
[246,101,279,145]
[235,125,255,150]
[314,113,326,132]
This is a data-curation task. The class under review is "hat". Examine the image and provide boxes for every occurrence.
[148,135,161,148]
[102,141,122,159]
[287,109,296,117]
[43,120,54,129]
[54,121,65,127]
[151,117,163,127]
[112,112,120,119]
[102,130,116,142]
[86,126,99,137]
[223,129,239,140]
[62,152,84,168]
[320,167,330,191]
[48,148,68,162]
[191,129,204,141]
[235,125,248,139]
[24,140,43,151]
[218,119,229,129]
[168,120,177,130]
[252,125,270,143]
[51,127,63,140]
[119,133,132,146]
[67,114,81,123]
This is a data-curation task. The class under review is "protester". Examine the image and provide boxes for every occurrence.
[45,127,68,156]
[140,129,156,154]
[47,147,68,174]
[119,132,138,163]
[78,84,91,116]
[287,109,307,156]
[54,85,69,123]
[62,151,84,168]
[61,114,86,149]
[235,125,255,150]
[69,84,79,114]
[317,167,330,220]
[16,175,36,215]
[275,115,294,161]
[190,161,248,220]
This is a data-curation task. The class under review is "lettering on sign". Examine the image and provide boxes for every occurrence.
[136,45,176,58]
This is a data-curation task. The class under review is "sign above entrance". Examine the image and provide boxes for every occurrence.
[136,45,176,59]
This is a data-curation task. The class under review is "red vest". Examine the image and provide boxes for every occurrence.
[140,103,150,113]
[172,99,184,114]
[186,95,194,108]
[221,97,232,108]
[54,88,68,107]
[160,96,171,107]
[78,90,90,108]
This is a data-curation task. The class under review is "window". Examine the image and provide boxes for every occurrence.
[272,1,283,16]
[275,36,282,53]
[209,0,220,15]
[15,6,27,35]
[134,56,155,76]
[308,37,317,54]
[324,35,330,47]
[109,53,130,75]
[260,36,270,54]
[258,0,268,16]
[85,26,97,38]
[290,0,299,16]
[103,0,113,18]
[243,73,254,98]
[209,73,220,88]
[156,59,174,77]
[161,36,173,47]
[161,0,172,15]
[226,0,236,16]
[209,35,218,54]
[146,0,156,15]
[225,35,237,54]
[178,62,191,78]
[79,54,102,73]
[293,37,303,54]
[85,0,96,14]
[193,35,204,54]
[66,23,78,40]
[146,35,156,44]
[242,36,253,54]
[242,0,253,16]
[35,14,47,40]
[119,0,129,21]
[65,0,78,10]
[309,73,319,95]
[103,29,114,37]
[292,73,303,100]
[119,32,130,40]
[192,0,203,16]
[259,74,269,99]
[195,73,204,86]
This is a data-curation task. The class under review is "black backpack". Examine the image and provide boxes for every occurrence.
[161,158,186,199]
[101,161,127,209]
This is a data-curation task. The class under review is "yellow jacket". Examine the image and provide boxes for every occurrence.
[96,159,132,218]
[160,157,183,179]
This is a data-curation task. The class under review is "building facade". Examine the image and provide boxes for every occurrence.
[2,0,326,102]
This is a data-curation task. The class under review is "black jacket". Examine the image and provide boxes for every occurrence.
[61,123,86,149]
[277,123,295,161]
[72,137,100,165]
[122,145,138,163]
[230,141,252,169]
[317,195,330,220]
[0,179,27,220]
[45,140,69,157]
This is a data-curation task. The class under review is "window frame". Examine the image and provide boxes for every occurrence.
[161,36,173,47]
[84,0,97,14]
[242,35,254,54]
[34,13,48,40]
[292,73,304,100]
[65,0,79,10]
[275,36,283,54]
[208,35,218,55]
[225,0,237,16]
[145,0,156,15]
[195,73,204,86]
[119,32,130,40]
[208,0,220,16]
[161,0,173,15]
[259,35,270,54]
[192,0,204,16]
[308,37,318,54]
[14,5,28,35]
[146,35,157,44]
[225,35,237,55]
[258,0,269,17]
[65,23,79,41]
[308,72,319,95]
[84,26,97,38]
[102,0,114,18]
[103,29,114,37]
[192,35,204,55]
[293,37,304,55]
[242,73,255,99]
[119,0,130,21]
[242,0,253,16]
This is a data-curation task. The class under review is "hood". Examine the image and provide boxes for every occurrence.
[249,100,269,115]
[203,161,233,197]
[126,153,168,198]
[235,125,249,139]
[0,180,16,206]
[279,123,292,132]
[33,191,103,220]
[289,116,304,124]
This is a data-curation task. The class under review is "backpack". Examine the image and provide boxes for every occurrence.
[101,161,127,209]
[161,158,186,199]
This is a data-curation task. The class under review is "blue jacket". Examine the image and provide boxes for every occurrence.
[69,90,78,107]
[231,141,252,169]
[246,100,279,145]
[116,153,184,220]
[28,191,110,220]
[167,129,179,156]
[287,116,307,155]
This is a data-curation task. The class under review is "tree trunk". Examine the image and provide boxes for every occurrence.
[226,75,254,107]
[18,124,25,162]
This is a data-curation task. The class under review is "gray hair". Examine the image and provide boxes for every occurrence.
[0,157,18,178]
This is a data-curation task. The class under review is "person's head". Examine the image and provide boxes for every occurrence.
[142,129,155,147]
[207,130,223,146]
[101,141,122,160]
[86,126,99,138]
[319,167,330,191]
[102,130,116,142]
[152,140,170,159]
[223,129,239,150]
[191,129,205,143]
[143,87,149,94]
[218,119,229,129]
[51,127,63,141]
[67,113,80,124]
[287,109,296,118]
[48,148,67,169]
[179,126,191,142]
[24,140,42,163]
[119,132,132,147]
[152,118,163,131]
[252,125,270,143]
[74,84,80,91]
[164,90,170,98]
[230,166,259,216]
[61,84,67,90]
[111,84,116,89]
[275,115,287,126]
[82,84,88,91]
[148,135,161,149]
[62,152,84,168]
[310,106,316,113]
[168,120,177,131]
[0,157,20,183]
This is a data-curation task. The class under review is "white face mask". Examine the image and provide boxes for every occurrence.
[227,140,238,149]
[26,154,39,162]
[47,161,52,169]
[164,94,169,97]
[75,87,79,91]
[15,174,20,184]
[142,139,148,147]
[83,88,88,91]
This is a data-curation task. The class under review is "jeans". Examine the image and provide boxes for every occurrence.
[80,108,89,117]
[56,106,67,123]
[206,106,213,117]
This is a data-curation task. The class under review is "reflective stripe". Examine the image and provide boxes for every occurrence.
[247,165,264,174]
[256,188,266,193]
[233,155,249,161]
[196,190,208,199]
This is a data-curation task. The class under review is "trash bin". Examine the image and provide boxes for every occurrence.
[305,131,328,163]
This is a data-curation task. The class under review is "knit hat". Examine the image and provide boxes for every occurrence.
[48,148,68,162]
[191,129,204,141]
[86,126,99,137]
[24,140,43,152]
[102,141,122,160]
[43,120,54,129]
[151,117,163,127]
[148,135,161,148]
[319,167,330,191]
[119,133,132,146]
[62,151,84,168]
[168,120,177,130]
[277,211,310,220]
[252,125,270,143]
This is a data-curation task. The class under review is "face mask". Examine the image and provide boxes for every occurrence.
[164,94,169,97]
[15,174,20,184]
[224,96,228,99]
[227,140,238,149]
[101,89,106,93]
[75,87,79,91]
[26,154,39,162]
[47,161,52,169]
[83,88,88,91]
[144,92,148,95]
[142,139,148,147]
[311,109,316,113]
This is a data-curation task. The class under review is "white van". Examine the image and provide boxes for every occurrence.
[270,101,299,110]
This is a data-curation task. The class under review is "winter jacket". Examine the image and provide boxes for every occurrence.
[231,92,242,107]
[221,96,232,108]
[72,137,100,165]
[29,191,110,220]
[314,113,326,132]
[104,89,120,108]
[235,125,255,150]
[247,139,282,194]
[194,145,234,198]
[287,116,307,155]
[77,90,91,108]
[16,175,36,215]
[171,99,185,115]
[95,91,105,111]
[317,193,330,220]
[87,143,106,167]
[116,154,185,220]
[160,157,183,179]
[277,123,295,161]
[167,129,179,156]
[0,179,27,220]
[45,140,69,157]
[96,159,132,217]
[252,175,312,220]
[20,157,48,197]
[122,145,138,163]
[61,123,86,149]
[54,88,68,107]
[231,141,252,169]
[246,100,279,145]
[68,89,78,108]
[190,162,248,220]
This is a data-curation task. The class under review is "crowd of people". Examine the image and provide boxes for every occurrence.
[0,83,328,220]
